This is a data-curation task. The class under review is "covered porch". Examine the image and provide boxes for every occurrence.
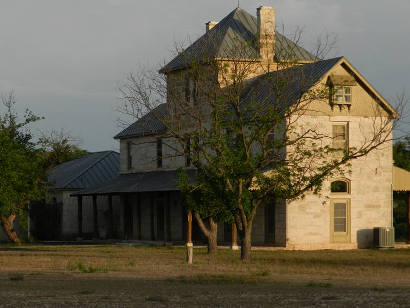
[393,166,410,243]
[72,170,244,247]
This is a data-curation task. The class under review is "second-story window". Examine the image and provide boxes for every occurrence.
[157,138,163,168]
[185,138,191,167]
[185,77,198,104]
[127,141,133,170]
[332,123,349,151]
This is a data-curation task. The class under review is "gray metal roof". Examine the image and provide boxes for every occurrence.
[48,151,120,190]
[114,103,167,139]
[161,8,316,72]
[115,58,342,139]
[73,169,196,196]
[240,57,342,109]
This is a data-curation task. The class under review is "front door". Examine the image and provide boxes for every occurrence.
[330,199,350,243]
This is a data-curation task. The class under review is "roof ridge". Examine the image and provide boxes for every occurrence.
[61,151,114,189]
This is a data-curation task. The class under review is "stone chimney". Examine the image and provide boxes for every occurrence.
[206,21,218,33]
[257,6,275,60]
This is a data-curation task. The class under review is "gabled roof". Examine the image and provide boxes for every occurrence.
[241,56,398,118]
[48,151,120,190]
[241,57,343,109]
[114,103,167,139]
[161,7,316,73]
[116,57,398,140]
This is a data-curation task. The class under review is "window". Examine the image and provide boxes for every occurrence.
[334,86,352,104]
[331,180,350,193]
[332,123,348,151]
[185,77,198,104]
[185,138,191,167]
[127,141,133,170]
[330,199,350,243]
[156,138,162,168]
[333,203,347,232]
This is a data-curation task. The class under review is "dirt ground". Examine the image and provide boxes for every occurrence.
[1,244,410,307]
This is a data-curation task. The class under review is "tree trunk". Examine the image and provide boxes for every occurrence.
[207,217,217,254]
[194,213,218,254]
[1,213,21,244]
[240,227,252,261]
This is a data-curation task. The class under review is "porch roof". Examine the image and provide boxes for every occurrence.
[71,169,196,196]
[393,166,410,192]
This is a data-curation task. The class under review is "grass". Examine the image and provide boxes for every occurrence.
[1,244,410,287]
[2,245,410,306]
[306,281,332,288]
[8,274,24,281]
[67,260,108,273]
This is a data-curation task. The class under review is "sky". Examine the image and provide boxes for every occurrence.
[0,0,409,152]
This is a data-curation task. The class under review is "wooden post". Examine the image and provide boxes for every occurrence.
[137,193,141,240]
[166,192,171,242]
[231,223,239,250]
[186,210,193,264]
[108,195,114,238]
[150,195,155,241]
[77,196,83,239]
[93,195,99,238]
[407,192,410,244]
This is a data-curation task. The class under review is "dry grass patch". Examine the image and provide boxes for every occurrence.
[1,244,410,286]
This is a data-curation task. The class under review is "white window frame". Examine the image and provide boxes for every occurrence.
[333,86,352,105]
[332,122,349,151]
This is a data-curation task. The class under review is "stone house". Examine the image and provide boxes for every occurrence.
[30,151,120,240]
[76,6,398,249]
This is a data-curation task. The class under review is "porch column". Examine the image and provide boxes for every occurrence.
[150,194,155,241]
[407,192,410,244]
[165,192,171,242]
[77,196,83,238]
[108,195,114,238]
[186,210,193,264]
[231,223,239,250]
[137,193,141,240]
[92,195,99,238]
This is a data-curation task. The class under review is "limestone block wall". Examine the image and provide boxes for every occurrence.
[285,115,393,249]
[120,136,185,173]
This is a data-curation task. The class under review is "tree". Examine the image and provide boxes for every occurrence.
[393,137,410,171]
[119,14,405,260]
[393,138,410,240]
[0,92,44,243]
[39,129,87,171]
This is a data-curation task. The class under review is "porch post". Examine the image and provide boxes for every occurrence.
[137,193,141,240]
[108,195,114,238]
[407,192,410,244]
[150,194,155,241]
[77,196,83,238]
[165,192,171,242]
[93,195,99,238]
[231,223,239,250]
[186,210,193,264]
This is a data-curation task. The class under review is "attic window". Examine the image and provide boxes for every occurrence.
[328,74,356,107]
[334,86,352,104]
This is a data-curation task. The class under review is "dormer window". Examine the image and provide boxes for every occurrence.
[334,86,352,104]
[327,74,356,108]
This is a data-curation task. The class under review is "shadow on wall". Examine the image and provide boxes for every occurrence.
[356,229,373,248]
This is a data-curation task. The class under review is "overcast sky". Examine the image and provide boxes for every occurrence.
[0,0,409,152]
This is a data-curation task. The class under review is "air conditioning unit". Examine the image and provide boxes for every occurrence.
[373,227,395,248]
